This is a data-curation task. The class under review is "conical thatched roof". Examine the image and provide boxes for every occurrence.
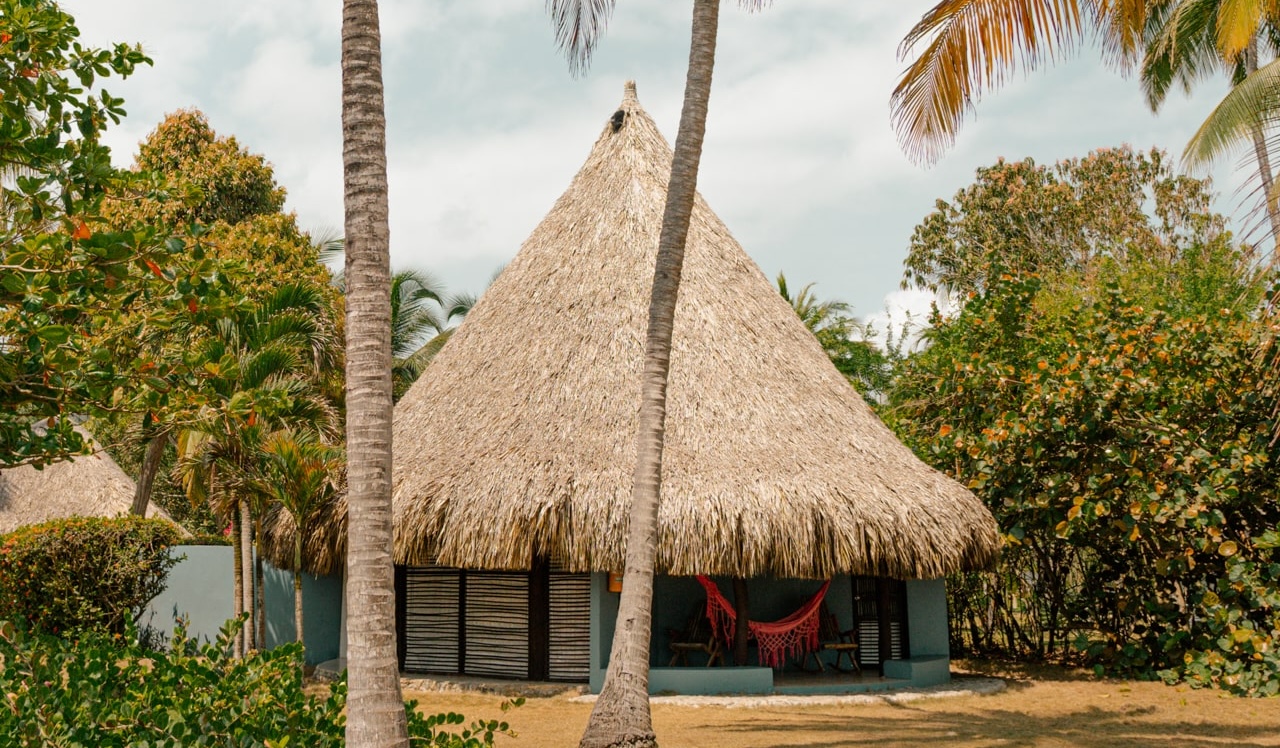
[0,427,180,535]
[389,82,999,580]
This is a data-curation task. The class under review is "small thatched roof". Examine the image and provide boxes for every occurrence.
[335,81,995,582]
[0,427,180,535]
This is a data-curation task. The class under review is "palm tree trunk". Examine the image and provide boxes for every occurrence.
[295,533,306,644]
[341,0,408,745]
[240,499,255,651]
[255,532,267,650]
[130,431,169,516]
[1244,37,1280,264]
[579,2,720,746]
[230,504,245,658]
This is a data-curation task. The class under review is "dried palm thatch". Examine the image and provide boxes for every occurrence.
[385,82,998,580]
[0,426,181,535]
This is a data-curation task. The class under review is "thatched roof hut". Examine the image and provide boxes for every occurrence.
[0,427,179,535]
[385,81,999,581]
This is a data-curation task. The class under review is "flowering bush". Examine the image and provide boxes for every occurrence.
[0,515,180,635]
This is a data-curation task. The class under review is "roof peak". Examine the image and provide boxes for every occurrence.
[623,79,637,103]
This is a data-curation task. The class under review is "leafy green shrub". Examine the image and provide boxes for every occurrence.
[890,272,1280,694]
[0,616,518,746]
[0,515,180,635]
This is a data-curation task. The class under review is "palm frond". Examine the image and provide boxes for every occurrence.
[893,0,1152,165]
[1216,0,1268,58]
[893,0,1090,165]
[239,346,303,390]
[1142,0,1227,110]
[1183,55,1280,171]
[546,0,617,76]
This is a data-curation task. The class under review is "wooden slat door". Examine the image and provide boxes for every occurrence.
[853,576,908,669]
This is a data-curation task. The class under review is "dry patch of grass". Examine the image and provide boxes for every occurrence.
[404,664,1280,747]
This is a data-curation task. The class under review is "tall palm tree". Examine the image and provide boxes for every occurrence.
[316,237,472,401]
[339,0,408,744]
[892,2,1280,252]
[389,270,472,400]
[548,0,770,744]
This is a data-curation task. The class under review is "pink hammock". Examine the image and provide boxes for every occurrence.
[695,575,831,669]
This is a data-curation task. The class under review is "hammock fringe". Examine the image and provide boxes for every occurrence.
[696,575,831,669]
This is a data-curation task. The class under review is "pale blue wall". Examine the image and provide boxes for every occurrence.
[905,578,949,657]
[142,545,342,666]
[262,566,343,664]
[143,545,234,646]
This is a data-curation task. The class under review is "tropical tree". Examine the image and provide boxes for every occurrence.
[339,0,409,743]
[101,109,337,522]
[173,282,337,656]
[0,0,213,468]
[1142,1,1280,250]
[776,273,892,399]
[320,237,475,401]
[387,270,470,400]
[887,150,1277,688]
[251,429,342,647]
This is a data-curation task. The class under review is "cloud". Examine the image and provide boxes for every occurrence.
[56,0,1250,321]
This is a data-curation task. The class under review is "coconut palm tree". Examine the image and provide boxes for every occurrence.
[339,0,409,743]
[892,2,1280,252]
[389,271,472,400]
[316,236,473,401]
[548,0,769,744]
[1142,1,1280,252]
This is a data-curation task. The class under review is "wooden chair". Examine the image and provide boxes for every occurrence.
[802,603,861,674]
[667,606,723,667]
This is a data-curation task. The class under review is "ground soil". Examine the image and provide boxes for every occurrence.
[403,661,1280,747]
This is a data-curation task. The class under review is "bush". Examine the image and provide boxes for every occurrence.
[0,616,518,746]
[0,515,181,635]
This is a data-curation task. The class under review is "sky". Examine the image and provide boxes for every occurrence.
[59,0,1244,338]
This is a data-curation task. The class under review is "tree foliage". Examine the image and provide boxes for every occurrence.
[902,147,1230,297]
[890,154,1280,693]
[0,0,216,467]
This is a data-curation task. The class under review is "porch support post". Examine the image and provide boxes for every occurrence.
[732,578,750,666]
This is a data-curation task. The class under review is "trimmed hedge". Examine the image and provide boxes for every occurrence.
[0,515,181,635]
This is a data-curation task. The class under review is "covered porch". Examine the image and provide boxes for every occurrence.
[590,573,951,695]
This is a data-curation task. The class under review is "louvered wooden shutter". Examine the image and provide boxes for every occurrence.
[463,572,529,678]
[402,567,461,673]
[547,571,591,681]
[853,576,907,668]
